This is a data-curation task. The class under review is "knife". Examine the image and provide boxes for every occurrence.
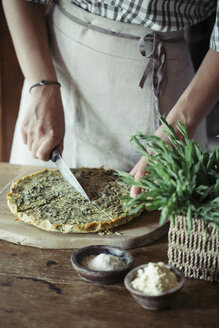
[50,148,90,201]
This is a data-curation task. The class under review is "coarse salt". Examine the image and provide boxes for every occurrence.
[81,253,125,271]
[131,262,178,295]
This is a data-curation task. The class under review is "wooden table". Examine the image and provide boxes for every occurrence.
[0,163,218,328]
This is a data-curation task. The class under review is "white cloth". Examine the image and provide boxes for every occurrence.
[10,0,207,170]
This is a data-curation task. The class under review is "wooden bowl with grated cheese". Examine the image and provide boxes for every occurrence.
[124,263,185,310]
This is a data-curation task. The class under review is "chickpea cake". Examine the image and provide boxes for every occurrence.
[6,167,143,233]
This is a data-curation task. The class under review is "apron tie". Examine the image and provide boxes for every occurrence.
[139,34,166,128]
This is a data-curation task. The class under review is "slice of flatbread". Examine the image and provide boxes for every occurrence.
[6,167,143,233]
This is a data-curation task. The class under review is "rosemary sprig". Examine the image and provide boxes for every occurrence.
[117,114,219,231]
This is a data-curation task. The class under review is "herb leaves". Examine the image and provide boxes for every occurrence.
[117,115,219,230]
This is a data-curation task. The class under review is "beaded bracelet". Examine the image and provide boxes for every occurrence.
[29,79,61,93]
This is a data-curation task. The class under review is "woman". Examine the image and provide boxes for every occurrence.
[3,0,219,197]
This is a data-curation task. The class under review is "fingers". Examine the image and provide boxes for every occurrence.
[21,125,28,145]
[36,140,53,161]
[20,93,65,161]
[129,162,139,176]
[27,129,35,152]
[21,122,36,151]
[134,158,147,181]
[130,156,147,198]
[57,141,64,156]
[35,132,63,161]
[130,185,142,198]
[22,118,64,162]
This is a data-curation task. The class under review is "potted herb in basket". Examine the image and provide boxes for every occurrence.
[118,114,219,282]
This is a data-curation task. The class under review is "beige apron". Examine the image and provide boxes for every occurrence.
[10,0,207,170]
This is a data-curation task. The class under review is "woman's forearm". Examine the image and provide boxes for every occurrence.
[2,0,65,161]
[131,48,219,197]
[2,0,57,85]
[164,49,219,138]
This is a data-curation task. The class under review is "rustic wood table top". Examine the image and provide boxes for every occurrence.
[0,163,218,328]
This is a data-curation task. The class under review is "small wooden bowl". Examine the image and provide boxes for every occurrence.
[124,263,185,310]
[71,245,134,284]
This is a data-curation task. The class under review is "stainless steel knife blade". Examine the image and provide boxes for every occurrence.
[51,149,90,201]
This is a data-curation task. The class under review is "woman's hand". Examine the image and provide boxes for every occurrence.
[129,156,147,198]
[21,85,65,161]
[129,122,181,198]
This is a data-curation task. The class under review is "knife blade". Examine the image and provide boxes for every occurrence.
[51,149,90,201]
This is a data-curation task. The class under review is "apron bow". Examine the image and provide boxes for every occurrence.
[139,33,166,128]
[139,33,166,97]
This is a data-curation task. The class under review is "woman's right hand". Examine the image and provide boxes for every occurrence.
[21,84,65,161]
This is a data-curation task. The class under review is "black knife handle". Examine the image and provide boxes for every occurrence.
[50,148,60,162]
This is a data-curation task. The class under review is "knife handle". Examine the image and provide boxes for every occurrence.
[50,148,60,162]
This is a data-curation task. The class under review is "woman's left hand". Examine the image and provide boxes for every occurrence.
[129,124,170,198]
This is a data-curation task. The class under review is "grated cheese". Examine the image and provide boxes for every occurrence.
[131,262,178,295]
[81,253,125,271]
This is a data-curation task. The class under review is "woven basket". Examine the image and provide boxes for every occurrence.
[168,216,219,282]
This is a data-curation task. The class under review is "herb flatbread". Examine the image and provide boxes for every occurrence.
[6,167,143,233]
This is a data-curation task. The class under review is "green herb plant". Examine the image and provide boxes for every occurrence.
[117,115,219,231]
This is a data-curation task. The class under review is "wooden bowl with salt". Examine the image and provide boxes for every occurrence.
[71,245,134,284]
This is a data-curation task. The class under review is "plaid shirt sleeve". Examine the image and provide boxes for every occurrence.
[210,1,219,51]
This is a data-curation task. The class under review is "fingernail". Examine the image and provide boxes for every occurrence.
[36,151,43,160]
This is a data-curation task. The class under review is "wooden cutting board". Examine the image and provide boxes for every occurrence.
[0,163,169,249]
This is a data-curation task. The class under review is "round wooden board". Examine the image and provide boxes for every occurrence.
[0,163,169,249]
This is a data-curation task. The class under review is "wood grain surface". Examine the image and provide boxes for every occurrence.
[0,163,169,249]
[1,236,218,328]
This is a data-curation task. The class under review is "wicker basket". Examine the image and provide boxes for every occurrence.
[168,216,219,282]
